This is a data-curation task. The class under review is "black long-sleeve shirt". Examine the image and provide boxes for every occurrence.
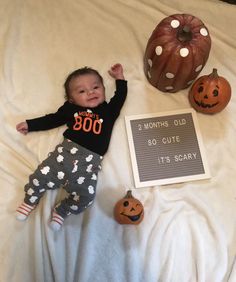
[27,80,127,156]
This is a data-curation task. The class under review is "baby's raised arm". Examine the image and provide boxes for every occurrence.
[108,63,125,80]
[16,121,29,135]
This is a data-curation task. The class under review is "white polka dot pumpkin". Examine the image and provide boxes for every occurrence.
[144,14,211,93]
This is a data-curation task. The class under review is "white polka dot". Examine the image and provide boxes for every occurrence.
[86,155,93,162]
[27,188,34,196]
[77,177,85,184]
[29,196,38,204]
[57,147,63,153]
[180,48,189,57]
[165,86,174,91]
[88,185,95,194]
[72,160,78,173]
[47,182,55,188]
[155,46,163,56]
[57,155,64,163]
[200,28,208,36]
[171,19,180,28]
[187,80,194,85]
[70,205,78,211]
[195,65,202,72]
[91,173,97,180]
[166,72,175,79]
[33,179,39,186]
[40,166,50,175]
[70,147,78,154]
[148,59,152,67]
[57,171,65,180]
[147,71,151,79]
[86,164,93,173]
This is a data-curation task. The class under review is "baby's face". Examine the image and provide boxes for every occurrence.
[68,74,105,108]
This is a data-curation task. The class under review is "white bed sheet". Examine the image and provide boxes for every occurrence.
[0,0,236,281]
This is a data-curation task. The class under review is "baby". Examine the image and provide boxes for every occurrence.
[16,63,127,231]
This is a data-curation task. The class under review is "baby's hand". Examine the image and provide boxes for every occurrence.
[16,121,29,135]
[108,63,125,80]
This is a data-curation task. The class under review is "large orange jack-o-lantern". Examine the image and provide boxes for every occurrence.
[114,190,144,225]
[189,68,231,114]
[144,14,211,93]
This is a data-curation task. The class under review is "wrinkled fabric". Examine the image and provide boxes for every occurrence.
[0,1,236,282]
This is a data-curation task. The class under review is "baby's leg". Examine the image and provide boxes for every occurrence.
[55,190,96,217]
[51,170,100,229]
[16,144,68,220]
[49,141,102,230]
[50,192,96,231]
[50,176,98,231]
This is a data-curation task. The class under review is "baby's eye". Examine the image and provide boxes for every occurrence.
[79,90,85,94]
[94,86,99,90]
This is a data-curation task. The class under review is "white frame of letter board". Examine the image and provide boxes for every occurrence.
[125,108,211,188]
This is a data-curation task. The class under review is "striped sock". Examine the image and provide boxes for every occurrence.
[16,202,35,221]
[50,211,64,231]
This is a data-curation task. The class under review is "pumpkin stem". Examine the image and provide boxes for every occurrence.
[125,190,133,198]
[177,25,192,42]
[210,68,219,78]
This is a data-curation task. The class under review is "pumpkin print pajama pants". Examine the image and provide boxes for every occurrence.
[23,139,102,218]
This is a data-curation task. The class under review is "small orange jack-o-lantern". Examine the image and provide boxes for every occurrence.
[114,190,144,225]
[189,68,231,114]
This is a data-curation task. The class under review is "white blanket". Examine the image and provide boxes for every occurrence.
[1,0,236,281]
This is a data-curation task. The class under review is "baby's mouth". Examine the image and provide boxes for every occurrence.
[88,97,98,102]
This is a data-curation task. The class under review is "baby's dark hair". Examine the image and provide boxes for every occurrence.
[64,67,104,100]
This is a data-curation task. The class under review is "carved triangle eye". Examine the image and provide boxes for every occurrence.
[198,86,204,93]
[213,89,219,97]
[123,201,129,207]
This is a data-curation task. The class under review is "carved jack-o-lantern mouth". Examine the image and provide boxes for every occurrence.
[193,97,219,108]
[121,210,143,222]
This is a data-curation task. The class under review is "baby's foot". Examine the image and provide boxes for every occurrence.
[50,211,64,231]
[16,203,35,221]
